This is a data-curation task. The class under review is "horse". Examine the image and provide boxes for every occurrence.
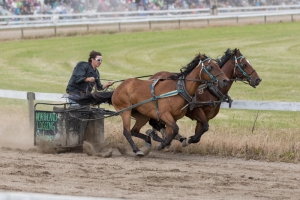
[111,53,229,156]
[148,48,262,147]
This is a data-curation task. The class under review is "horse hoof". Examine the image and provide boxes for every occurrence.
[145,129,153,136]
[157,143,163,151]
[145,142,152,149]
[182,139,190,147]
[136,151,145,156]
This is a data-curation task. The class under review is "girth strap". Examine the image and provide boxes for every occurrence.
[207,82,233,108]
[176,77,193,104]
[150,79,160,121]
[207,82,226,100]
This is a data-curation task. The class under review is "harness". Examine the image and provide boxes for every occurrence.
[149,79,183,121]
[69,57,222,122]
[190,83,233,109]
[185,55,256,110]
[176,76,193,102]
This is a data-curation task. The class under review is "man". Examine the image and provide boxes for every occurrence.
[66,50,114,105]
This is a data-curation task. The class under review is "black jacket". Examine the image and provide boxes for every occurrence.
[66,61,103,95]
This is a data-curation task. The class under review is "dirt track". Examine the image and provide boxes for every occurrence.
[1,120,300,200]
[1,146,300,199]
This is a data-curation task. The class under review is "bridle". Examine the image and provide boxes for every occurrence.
[233,55,256,84]
[198,57,224,83]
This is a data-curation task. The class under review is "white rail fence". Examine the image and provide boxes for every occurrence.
[1,5,300,39]
[1,89,300,129]
[1,89,300,111]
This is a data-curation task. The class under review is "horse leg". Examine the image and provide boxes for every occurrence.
[182,108,209,147]
[120,111,144,156]
[188,121,209,144]
[157,113,179,150]
[147,119,166,141]
[131,112,153,148]
[148,118,179,143]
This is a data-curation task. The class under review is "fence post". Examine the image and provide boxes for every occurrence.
[149,21,151,30]
[87,24,89,32]
[291,14,293,22]
[178,19,180,28]
[118,22,121,32]
[27,92,35,131]
[21,28,24,39]
[264,15,266,23]
[54,26,57,36]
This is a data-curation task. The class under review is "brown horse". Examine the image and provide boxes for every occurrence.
[148,48,262,147]
[111,53,229,156]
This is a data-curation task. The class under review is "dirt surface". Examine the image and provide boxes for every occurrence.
[1,138,300,199]
[0,111,300,200]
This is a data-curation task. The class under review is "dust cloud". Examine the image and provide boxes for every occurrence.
[0,109,34,150]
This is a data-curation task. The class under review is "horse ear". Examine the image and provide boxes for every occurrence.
[234,48,238,55]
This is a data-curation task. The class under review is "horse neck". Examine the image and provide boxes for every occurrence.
[184,66,202,96]
[218,59,235,93]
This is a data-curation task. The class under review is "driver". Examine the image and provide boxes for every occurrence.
[66,50,114,105]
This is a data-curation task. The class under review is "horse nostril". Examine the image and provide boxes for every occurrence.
[256,78,262,85]
[223,79,229,87]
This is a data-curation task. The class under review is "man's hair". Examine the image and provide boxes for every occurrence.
[88,50,102,63]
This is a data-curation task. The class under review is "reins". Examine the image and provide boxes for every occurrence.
[100,75,153,83]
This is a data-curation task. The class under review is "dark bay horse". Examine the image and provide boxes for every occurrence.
[111,53,229,156]
[148,48,262,147]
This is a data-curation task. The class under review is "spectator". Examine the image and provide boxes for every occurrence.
[43,2,52,13]
[33,0,41,13]
[70,0,79,12]
[21,4,32,14]
[11,0,17,11]
[78,3,84,12]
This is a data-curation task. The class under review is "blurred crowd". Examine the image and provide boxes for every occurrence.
[0,0,300,16]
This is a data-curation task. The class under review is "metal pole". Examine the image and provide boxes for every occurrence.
[21,28,24,39]
[236,16,238,23]
[178,19,180,28]
[54,26,57,36]
[291,14,293,22]
[87,24,89,32]
[149,21,151,30]
[207,19,209,25]
[264,16,266,24]
[118,22,121,32]
[27,92,35,131]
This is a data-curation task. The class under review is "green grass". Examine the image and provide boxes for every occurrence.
[1,23,300,101]
[1,22,300,162]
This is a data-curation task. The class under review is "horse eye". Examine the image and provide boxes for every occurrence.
[240,63,246,68]
[206,65,212,71]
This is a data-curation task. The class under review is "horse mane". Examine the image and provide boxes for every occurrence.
[168,53,207,80]
[215,48,243,68]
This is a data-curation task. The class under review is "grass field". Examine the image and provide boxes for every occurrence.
[0,22,300,162]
